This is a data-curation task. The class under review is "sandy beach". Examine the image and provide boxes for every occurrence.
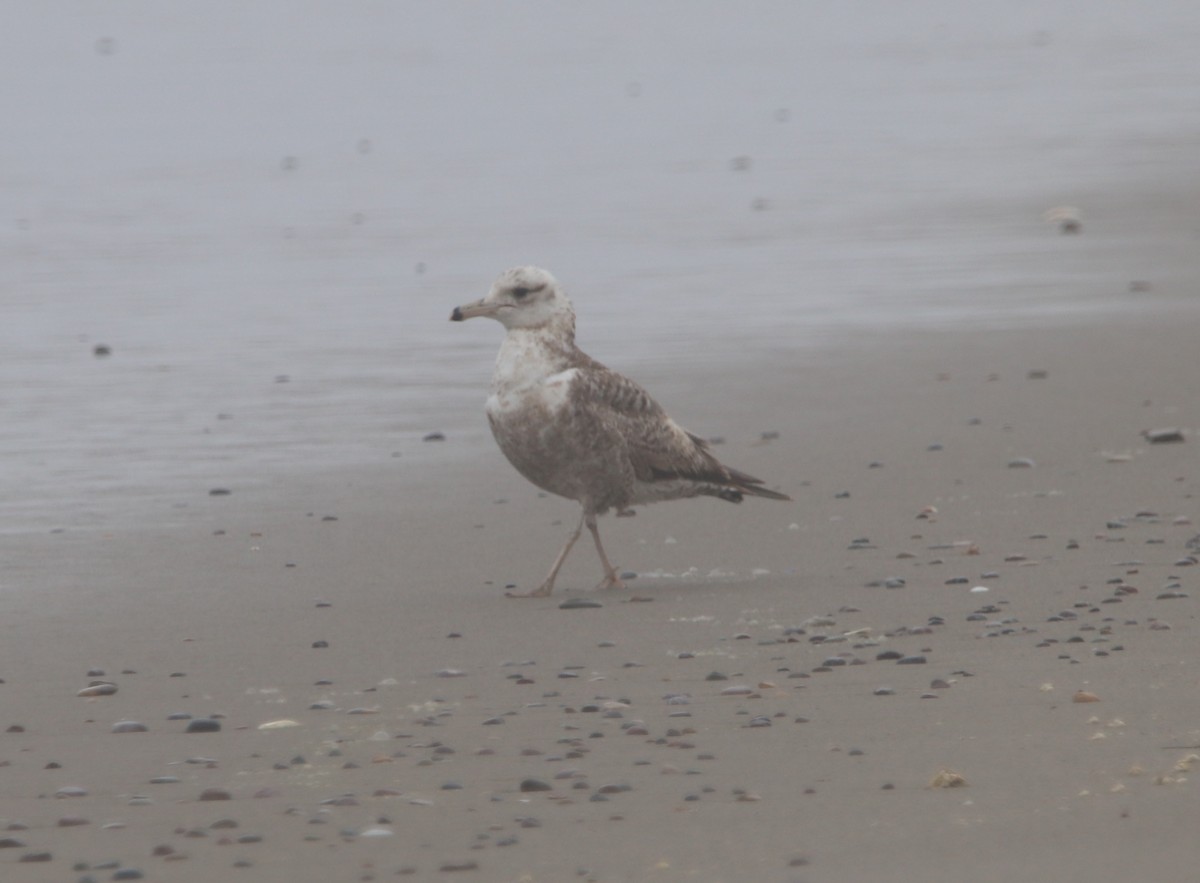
[5,296,1200,882]
[5,4,1200,881]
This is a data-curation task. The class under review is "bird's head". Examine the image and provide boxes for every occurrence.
[450,266,574,331]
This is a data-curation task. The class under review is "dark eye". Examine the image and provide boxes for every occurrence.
[512,287,530,299]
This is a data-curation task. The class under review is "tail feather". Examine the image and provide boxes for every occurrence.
[725,466,791,502]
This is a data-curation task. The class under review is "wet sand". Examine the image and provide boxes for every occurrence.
[4,299,1199,882]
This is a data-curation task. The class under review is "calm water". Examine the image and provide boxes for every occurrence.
[3,2,1199,532]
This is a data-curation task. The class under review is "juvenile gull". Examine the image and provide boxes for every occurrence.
[451,267,790,597]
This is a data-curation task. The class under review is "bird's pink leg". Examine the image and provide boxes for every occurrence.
[586,513,627,590]
[506,511,584,598]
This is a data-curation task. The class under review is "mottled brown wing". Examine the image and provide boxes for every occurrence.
[571,365,742,487]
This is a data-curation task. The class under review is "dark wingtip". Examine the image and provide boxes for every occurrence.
[450,307,464,322]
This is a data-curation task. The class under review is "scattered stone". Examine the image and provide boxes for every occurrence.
[1008,458,1036,468]
[359,827,394,838]
[896,656,927,665]
[77,682,117,697]
[559,598,603,609]
[197,788,232,801]
[519,779,552,793]
[19,851,52,862]
[1072,690,1101,703]
[111,720,148,733]
[185,718,221,733]
[1143,428,1185,444]
[423,432,446,442]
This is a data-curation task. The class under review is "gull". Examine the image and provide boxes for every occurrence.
[451,266,790,597]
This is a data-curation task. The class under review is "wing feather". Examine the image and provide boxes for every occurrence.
[569,363,789,500]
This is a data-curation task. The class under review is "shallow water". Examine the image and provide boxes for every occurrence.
[3,2,1199,532]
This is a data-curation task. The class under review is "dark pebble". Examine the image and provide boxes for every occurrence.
[423,432,446,442]
[208,488,231,496]
[897,655,928,665]
[438,861,479,872]
[198,788,232,801]
[111,720,148,733]
[519,778,552,792]
[112,870,145,880]
[312,640,329,648]
[704,671,729,681]
[0,838,25,848]
[1143,428,1184,444]
[19,852,52,862]
[559,598,603,609]
[185,718,221,733]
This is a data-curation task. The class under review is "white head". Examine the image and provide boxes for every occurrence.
[450,266,575,332]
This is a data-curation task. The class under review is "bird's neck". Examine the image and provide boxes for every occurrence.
[493,319,580,391]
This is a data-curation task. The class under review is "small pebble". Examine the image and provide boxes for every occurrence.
[1143,428,1184,444]
[111,720,148,733]
[559,598,603,609]
[359,827,394,838]
[77,682,117,697]
[185,719,221,733]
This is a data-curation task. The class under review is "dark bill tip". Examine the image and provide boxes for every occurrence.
[450,307,464,322]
